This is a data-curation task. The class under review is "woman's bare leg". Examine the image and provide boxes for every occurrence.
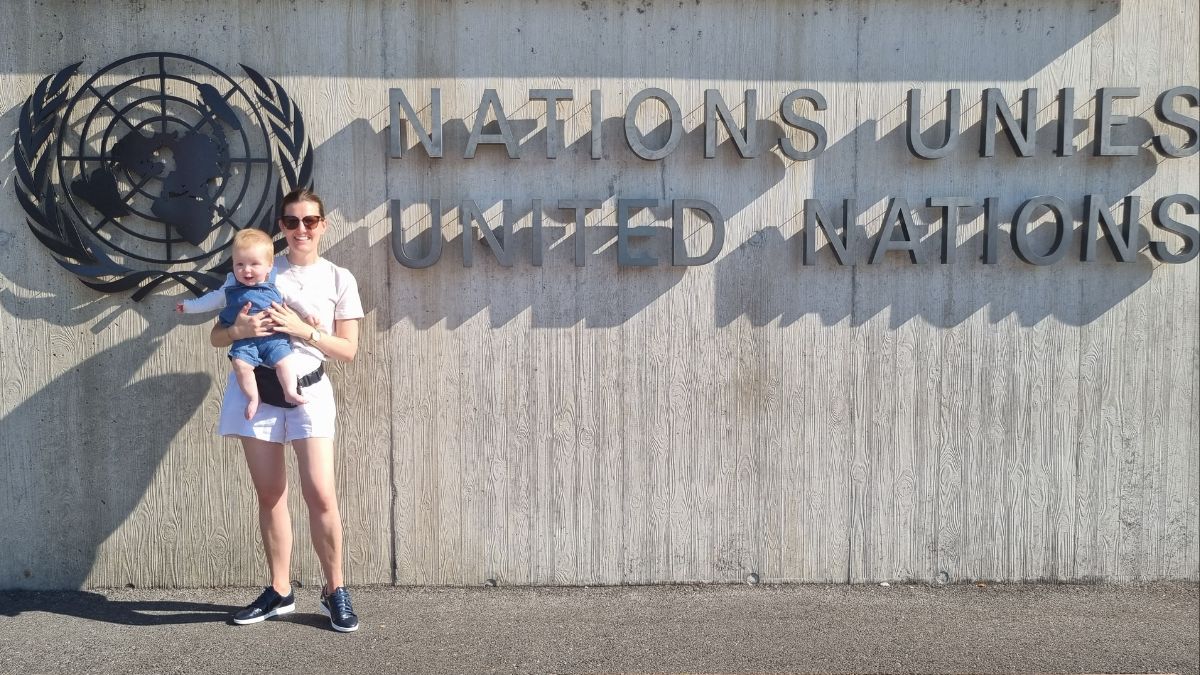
[241,437,292,595]
[292,437,343,590]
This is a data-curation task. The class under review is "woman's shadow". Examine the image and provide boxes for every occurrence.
[0,590,239,626]
[0,288,241,622]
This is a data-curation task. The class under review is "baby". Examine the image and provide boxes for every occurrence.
[177,228,306,419]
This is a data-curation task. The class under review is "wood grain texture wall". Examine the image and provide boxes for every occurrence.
[0,0,1195,589]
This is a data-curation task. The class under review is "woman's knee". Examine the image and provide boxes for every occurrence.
[301,482,339,515]
[254,480,288,507]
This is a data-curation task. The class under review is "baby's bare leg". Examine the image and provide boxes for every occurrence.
[232,358,261,419]
[275,354,308,406]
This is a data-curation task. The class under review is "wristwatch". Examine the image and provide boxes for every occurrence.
[309,329,322,343]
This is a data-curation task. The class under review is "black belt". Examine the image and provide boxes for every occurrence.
[252,363,325,409]
[298,364,325,389]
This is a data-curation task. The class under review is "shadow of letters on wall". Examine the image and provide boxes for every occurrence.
[384,85,1198,328]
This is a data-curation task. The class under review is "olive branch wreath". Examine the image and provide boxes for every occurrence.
[13,59,313,301]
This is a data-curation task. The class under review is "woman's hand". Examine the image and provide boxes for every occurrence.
[210,302,274,347]
[262,301,359,362]
[264,302,314,338]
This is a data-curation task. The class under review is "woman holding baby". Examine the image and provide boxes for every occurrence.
[207,188,363,632]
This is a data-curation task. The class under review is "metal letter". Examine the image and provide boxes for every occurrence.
[530,199,544,267]
[981,197,1001,264]
[779,89,828,161]
[1011,196,1073,266]
[530,89,574,159]
[1150,194,1200,264]
[1094,87,1141,157]
[870,198,927,264]
[981,88,1037,157]
[460,199,514,267]
[803,198,855,265]
[624,88,682,161]
[906,89,960,160]
[389,88,443,159]
[390,199,443,269]
[617,199,660,266]
[1057,88,1075,157]
[928,197,979,264]
[1082,194,1141,262]
[465,89,520,159]
[672,199,725,265]
[590,89,603,160]
[559,199,603,267]
[1153,86,1200,158]
[704,89,758,159]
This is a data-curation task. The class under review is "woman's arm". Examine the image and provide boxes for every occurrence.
[266,302,360,362]
[209,302,274,347]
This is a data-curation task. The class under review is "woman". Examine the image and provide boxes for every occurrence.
[210,188,363,633]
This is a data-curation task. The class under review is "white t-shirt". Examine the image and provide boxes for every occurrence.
[273,256,364,372]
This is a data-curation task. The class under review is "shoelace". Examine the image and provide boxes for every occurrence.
[327,589,355,616]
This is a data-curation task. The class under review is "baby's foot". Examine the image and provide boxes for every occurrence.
[284,390,308,406]
[245,397,259,420]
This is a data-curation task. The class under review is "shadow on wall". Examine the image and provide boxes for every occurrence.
[0,289,210,589]
[380,100,1170,329]
[0,100,210,588]
[713,107,1163,328]
[383,116,790,329]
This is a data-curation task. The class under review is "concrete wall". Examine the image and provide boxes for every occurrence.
[0,0,1196,589]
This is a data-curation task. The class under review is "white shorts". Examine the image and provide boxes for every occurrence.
[217,370,336,443]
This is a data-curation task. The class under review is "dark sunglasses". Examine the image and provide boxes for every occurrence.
[280,215,323,230]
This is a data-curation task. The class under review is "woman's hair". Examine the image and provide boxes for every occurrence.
[280,188,325,218]
[231,228,274,255]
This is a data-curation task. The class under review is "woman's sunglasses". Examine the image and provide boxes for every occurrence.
[280,215,323,230]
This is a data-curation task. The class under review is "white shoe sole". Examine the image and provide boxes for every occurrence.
[319,601,360,632]
[232,602,295,625]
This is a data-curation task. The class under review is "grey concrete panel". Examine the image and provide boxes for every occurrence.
[0,0,1195,590]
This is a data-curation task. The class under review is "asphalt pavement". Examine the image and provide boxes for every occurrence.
[1,582,1196,674]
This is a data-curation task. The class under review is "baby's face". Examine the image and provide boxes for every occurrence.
[232,245,273,285]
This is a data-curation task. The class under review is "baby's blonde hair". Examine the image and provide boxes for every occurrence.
[231,228,274,256]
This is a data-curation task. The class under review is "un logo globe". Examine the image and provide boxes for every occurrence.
[15,52,312,299]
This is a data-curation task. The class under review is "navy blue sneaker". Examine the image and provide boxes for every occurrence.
[232,586,295,624]
[319,586,359,632]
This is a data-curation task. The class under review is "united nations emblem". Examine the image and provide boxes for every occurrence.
[14,52,312,300]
